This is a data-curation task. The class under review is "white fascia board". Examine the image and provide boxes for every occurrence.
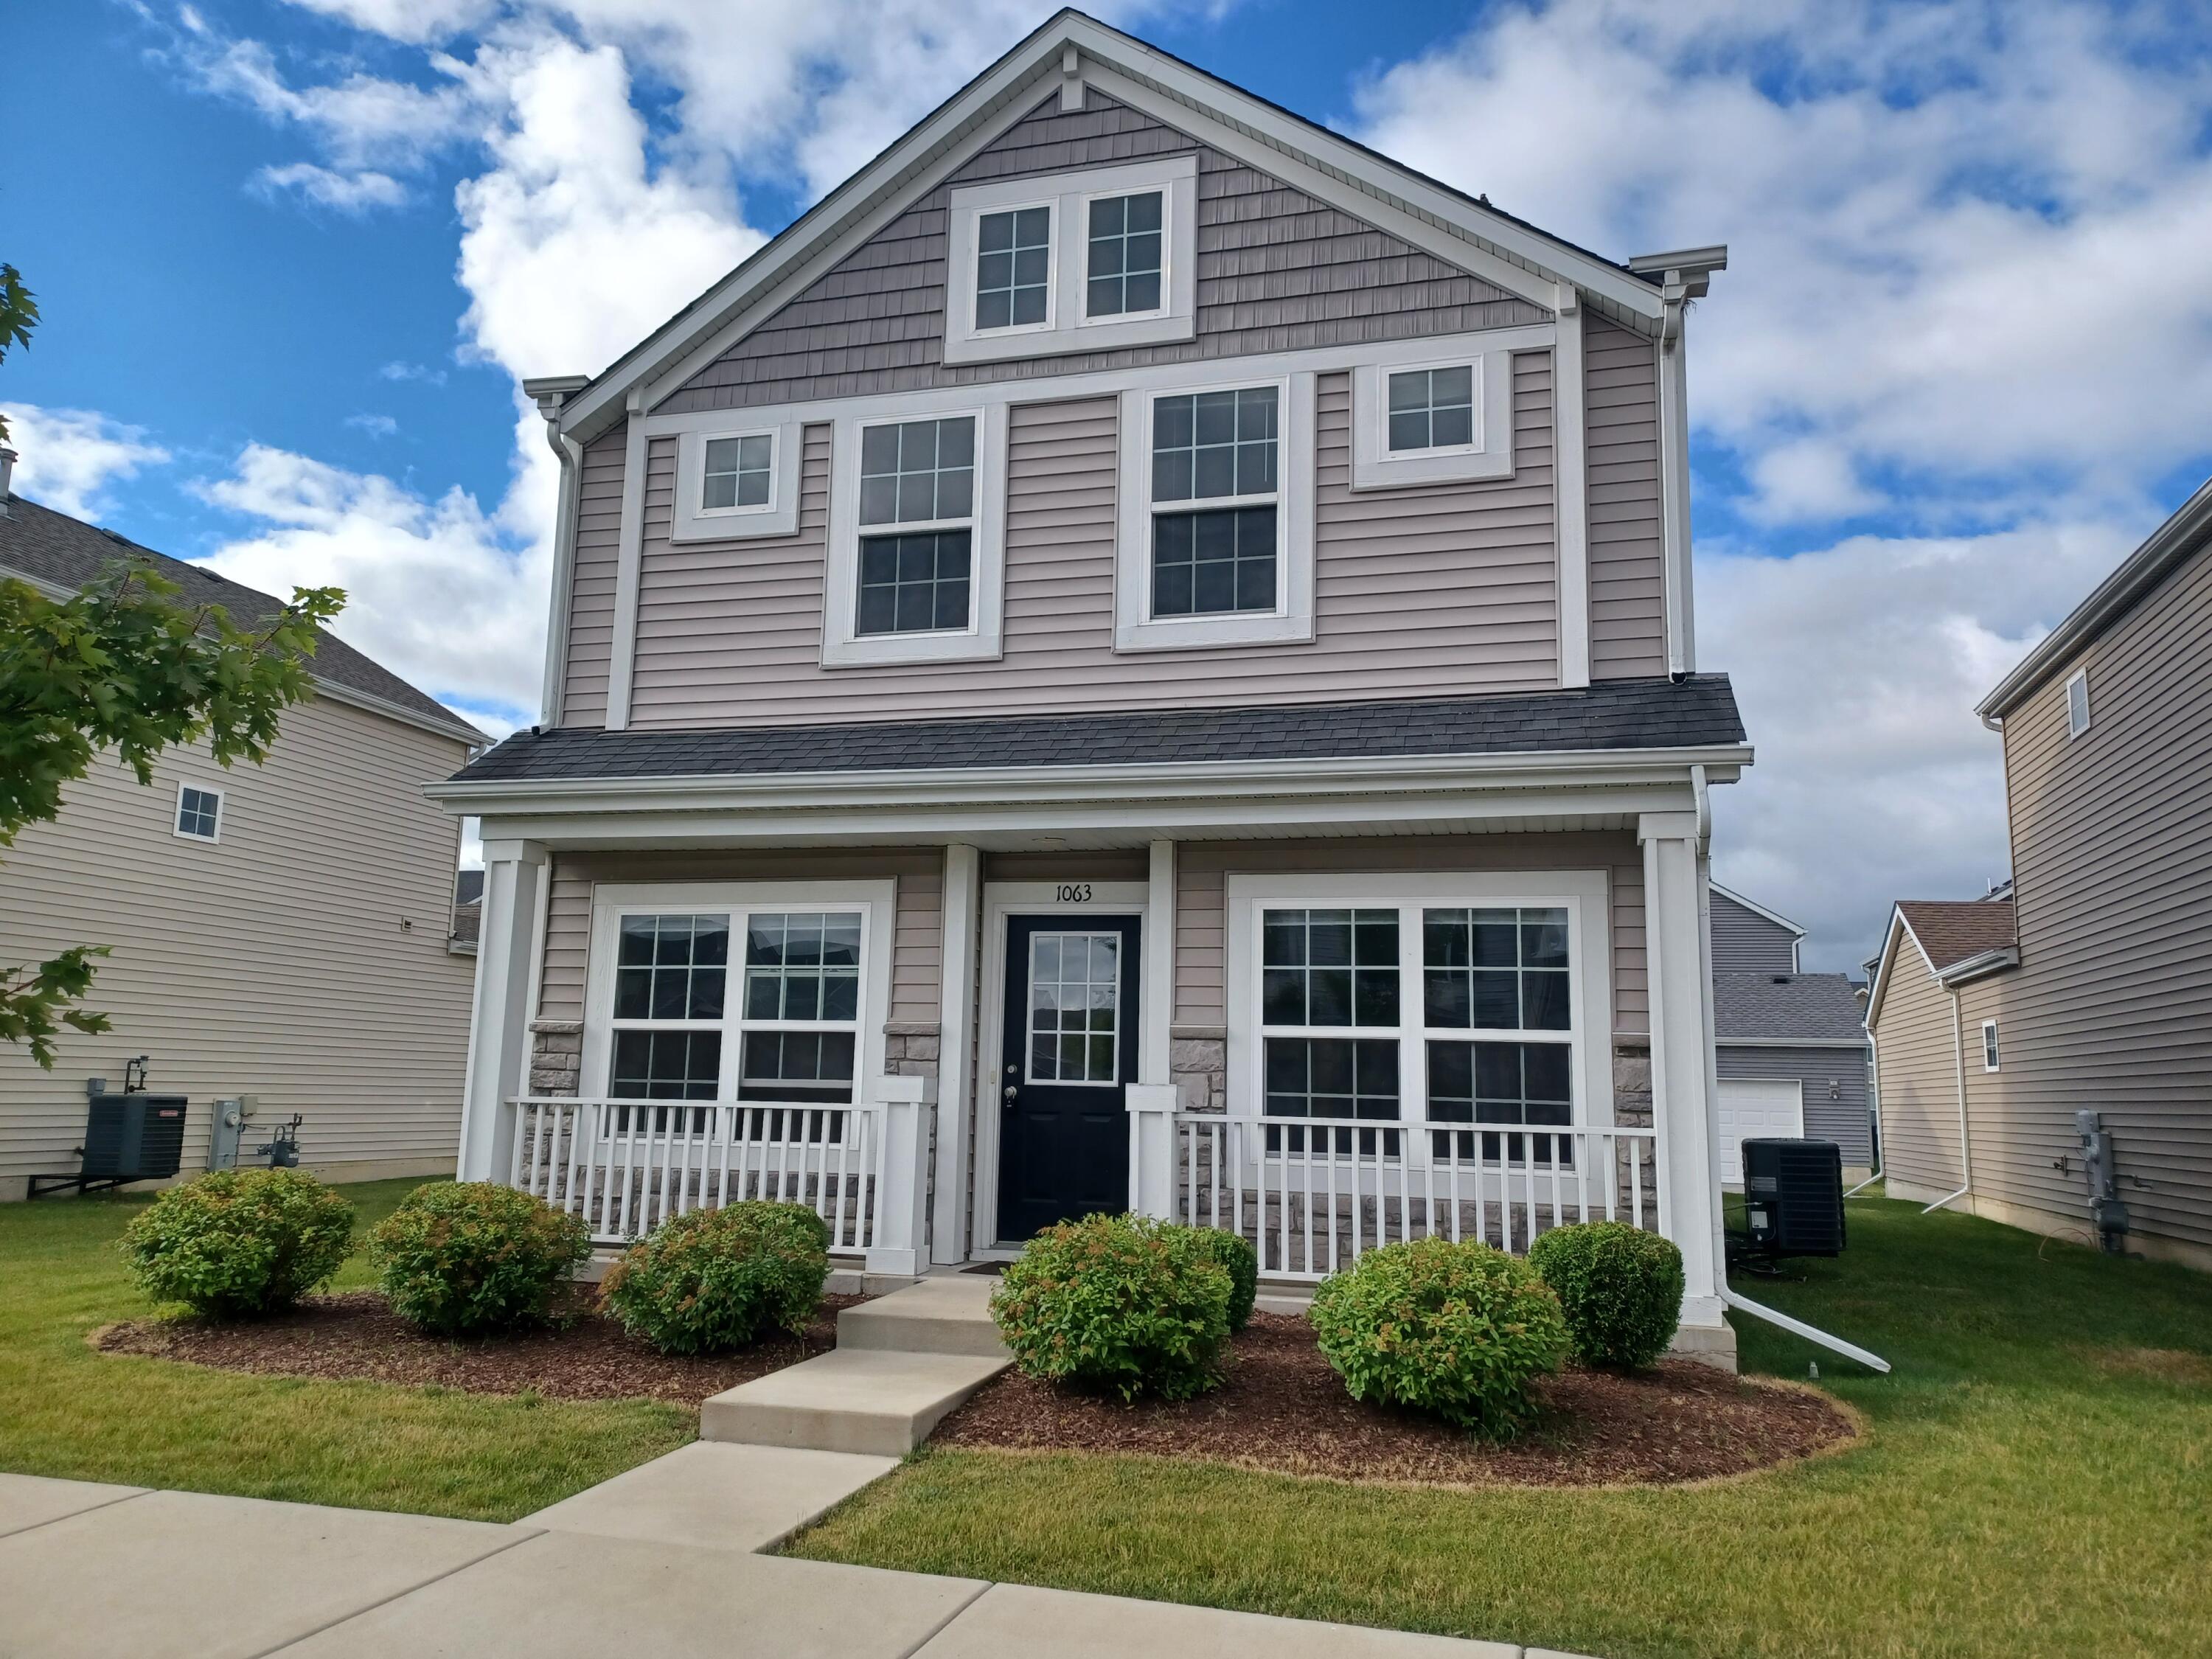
[1710,881,1807,938]
[1937,946,2021,987]
[1863,907,1935,1029]
[554,12,1661,446]
[1716,1037,1870,1050]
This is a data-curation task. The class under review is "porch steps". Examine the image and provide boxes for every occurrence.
[835,1273,1010,1357]
[700,1349,1009,1457]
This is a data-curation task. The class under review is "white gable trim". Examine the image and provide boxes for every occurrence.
[551,12,1663,448]
[1710,883,1807,938]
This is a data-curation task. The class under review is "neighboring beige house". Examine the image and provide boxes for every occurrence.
[433,13,1753,1359]
[0,467,485,1199]
[1708,886,1871,1186]
[1867,476,2212,1272]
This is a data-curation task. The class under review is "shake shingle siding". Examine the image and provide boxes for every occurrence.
[658,92,1547,417]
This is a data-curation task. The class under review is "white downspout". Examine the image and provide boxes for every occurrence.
[1920,987,1974,1214]
[537,418,585,730]
[1846,1027,1885,1198]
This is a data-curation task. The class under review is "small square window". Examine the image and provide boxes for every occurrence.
[701,433,772,511]
[975,206,1051,331]
[2065,669,2090,738]
[1386,366,1476,453]
[175,785,221,841]
[1086,190,1164,318]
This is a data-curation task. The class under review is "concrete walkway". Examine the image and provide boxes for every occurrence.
[0,1471,1594,1658]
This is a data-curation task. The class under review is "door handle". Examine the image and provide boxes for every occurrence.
[1003,1084,1018,1106]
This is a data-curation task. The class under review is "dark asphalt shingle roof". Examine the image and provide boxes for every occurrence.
[1714,972,1867,1043]
[1897,899,2017,970]
[0,491,479,737]
[449,675,1745,785]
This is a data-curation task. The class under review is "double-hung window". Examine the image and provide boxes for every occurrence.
[588,883,893,1133]
[1115,374,1315,650]
[855,416,975,637]
[1233,877,1606,1166]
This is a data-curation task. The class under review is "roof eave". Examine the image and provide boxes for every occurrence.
[1935,945,2021,987]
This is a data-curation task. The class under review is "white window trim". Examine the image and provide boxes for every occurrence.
[2065,668,2090,738]
[580,880,896,1105]
[1981,1018,2000,1073]
[1113,371,1318,652]
[1223,870,1615,1149]
[944,154,1199,365]
[821,404,1007,667]
[1349,349,1517,491]
[172,781,223,844]
[670,420,801,542]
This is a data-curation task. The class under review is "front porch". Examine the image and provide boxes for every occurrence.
[432,684,1748,1340]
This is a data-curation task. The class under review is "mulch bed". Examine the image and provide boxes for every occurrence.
[933,1312,1859,1488]
[94,1290,866,1406]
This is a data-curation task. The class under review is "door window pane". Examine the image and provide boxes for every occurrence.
[976,206,1051,330]
[1261,908,1398,1029]
[1086,189,1164,317]
[1027,932,1121,1083]
[614,915,728,1020]
[702,433,772,509]
[1386,366,1475,453]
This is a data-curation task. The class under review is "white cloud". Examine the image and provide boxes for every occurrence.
[283,0,495,44]
[378,359,447,383]
[254,161,410,211]
[194,435,547,719]
[1352,0,2212,961]
[0,404,171,518]
[344,411,400,437]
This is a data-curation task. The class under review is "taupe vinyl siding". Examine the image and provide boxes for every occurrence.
[1585,318,1666,679]
[1717,1044,1871,1161]
[535,849,945,1047]
[0,696,475,1186]
[1987,537,2212,1251]
[1171,832,1646,1037]
[1868,945,1966,1194]
[560,432,625,727]
[1710,891,1798,973]
[661,92,1546,417]
[623,366,1558,728]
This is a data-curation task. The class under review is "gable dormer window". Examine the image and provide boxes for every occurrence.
[945,155,1197,365]
[1085,190,1163,319]
[974,206,1053,333]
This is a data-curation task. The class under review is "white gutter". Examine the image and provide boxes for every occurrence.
[1722,1287,1891,1374]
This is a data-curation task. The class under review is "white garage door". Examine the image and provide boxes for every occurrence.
[1717,1079,1805,1184]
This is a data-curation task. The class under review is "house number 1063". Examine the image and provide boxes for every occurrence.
[1055,883,1093,902]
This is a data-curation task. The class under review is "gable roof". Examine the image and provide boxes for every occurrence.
[1979,475,2212,720]
[546,8,1686,448]
[1896,900,2017,971]
[0,490,483,745]
[444,674,1746,789]
[1713,972,1866,1043]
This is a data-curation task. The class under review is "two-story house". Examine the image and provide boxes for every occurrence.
[1867,477,2212,1272]
[430,12,1750,1357]
[0,462,484,1197]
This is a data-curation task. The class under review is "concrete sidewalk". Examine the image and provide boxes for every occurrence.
[0,1471,1593,1658]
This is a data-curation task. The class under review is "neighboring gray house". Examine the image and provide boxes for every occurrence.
[431,12,1753,1360]
[1708,886,1872,1182]
[0,467,486,1197]
[1869,476,2212,1273]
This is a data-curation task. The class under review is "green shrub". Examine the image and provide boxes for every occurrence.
[369,1182,591,1338]
[991,1213,1232,1401]
[1187,1225,1259,1331]
[119,1169,356,1319]
[1526,1220,1684,1369]
[601,1202,830,1356]
[1309,1236,1570,1437]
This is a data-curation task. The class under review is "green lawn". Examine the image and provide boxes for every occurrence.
[789,1194,2212,1659]
[0,1178,692,1522]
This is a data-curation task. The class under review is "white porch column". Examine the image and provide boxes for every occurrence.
[1640,813,1725,1329]
[930,844,981,1265]
[457,838,549,1183]
[1141,839,1175,1085]
[870,1072,937,1276]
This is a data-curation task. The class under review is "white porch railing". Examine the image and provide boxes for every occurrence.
[1130,1093,1661,1283]
[504,1074,933,1273]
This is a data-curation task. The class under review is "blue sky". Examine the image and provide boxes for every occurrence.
[6,0,2212,965]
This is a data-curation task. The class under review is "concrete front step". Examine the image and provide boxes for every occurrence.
[702,1349,1009,1457]
[838,1273,1009,1358]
